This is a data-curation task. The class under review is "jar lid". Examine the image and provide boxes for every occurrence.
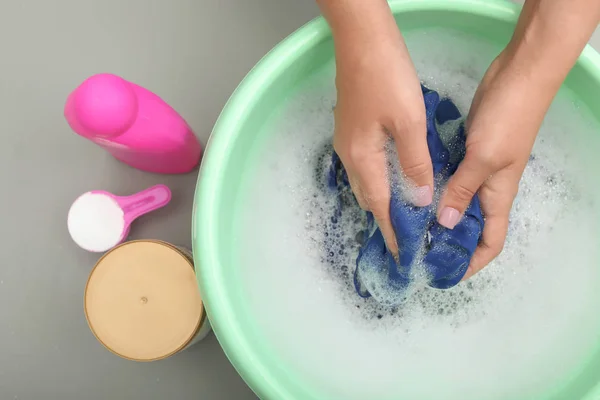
[84,240,203,361]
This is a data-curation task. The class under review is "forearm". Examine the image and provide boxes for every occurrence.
[506,0,600,91]
[316,0,402,62]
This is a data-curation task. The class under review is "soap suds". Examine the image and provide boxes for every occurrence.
[235,28,600,400]
[68,192,125,252]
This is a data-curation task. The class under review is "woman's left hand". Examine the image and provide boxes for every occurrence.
[437,50,557,279]
[442,0,600,279]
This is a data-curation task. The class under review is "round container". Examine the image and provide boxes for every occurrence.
[193,0,600,399]
[85,240,211,361]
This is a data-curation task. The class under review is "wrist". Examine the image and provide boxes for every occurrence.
[502,0,600,92]
[484,51,558,130]
[317,0,402,63]
[502,34,572,95]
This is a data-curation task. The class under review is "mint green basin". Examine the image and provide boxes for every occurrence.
[192,1,600,398]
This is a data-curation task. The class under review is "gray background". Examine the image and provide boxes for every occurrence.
[0,0,318,399]
[0,0,598,399]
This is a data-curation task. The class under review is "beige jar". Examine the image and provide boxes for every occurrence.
[84,240,211,362]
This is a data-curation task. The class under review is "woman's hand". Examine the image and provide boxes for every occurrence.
[437,52,552,279]
[318,0,600,270]
[439,0,600,279]
[334,34,433,254]
[318,0,433,253]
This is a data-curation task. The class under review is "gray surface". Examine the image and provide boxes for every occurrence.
[2,0,600,399]
[0,0,318,399]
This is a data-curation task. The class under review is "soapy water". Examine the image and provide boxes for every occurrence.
[238,29,600,400]
[321,88,485,306]
[315,139,484,314]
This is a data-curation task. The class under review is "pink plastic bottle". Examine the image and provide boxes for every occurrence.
[64,73,202,174]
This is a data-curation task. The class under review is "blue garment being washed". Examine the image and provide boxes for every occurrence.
[326,85,484,305]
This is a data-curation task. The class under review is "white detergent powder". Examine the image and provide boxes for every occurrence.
[68,192,125,252]
[235,29,600,400]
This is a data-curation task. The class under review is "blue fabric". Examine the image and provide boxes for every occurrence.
[325,85,484,304]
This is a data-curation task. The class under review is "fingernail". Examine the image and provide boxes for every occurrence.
[412,186,433,207]
[439,207,460,229]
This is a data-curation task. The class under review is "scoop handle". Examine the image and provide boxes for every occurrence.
[117,184,172,224]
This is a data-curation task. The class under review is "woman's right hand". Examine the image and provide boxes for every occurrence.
[332,19,433,254]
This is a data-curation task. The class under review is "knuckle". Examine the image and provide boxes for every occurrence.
[400,160,431,181]
[391,114,426,137]
[493,241,506,257]
[482,233,506,260]
[334,138,368,166]
[466,146,503,171]
[492,234,507,256]
[348,143,368,164]
[486,241,505,261]
[473,151,496,169]
[449,183,476,203]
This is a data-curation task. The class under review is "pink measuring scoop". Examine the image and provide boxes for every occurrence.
[68,184,172,252]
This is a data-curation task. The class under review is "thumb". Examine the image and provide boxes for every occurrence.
[438,154,491,229]
[392,127,434,207]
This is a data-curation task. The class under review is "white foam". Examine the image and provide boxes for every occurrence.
[68,192,125,252]
[236,28,600,399]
